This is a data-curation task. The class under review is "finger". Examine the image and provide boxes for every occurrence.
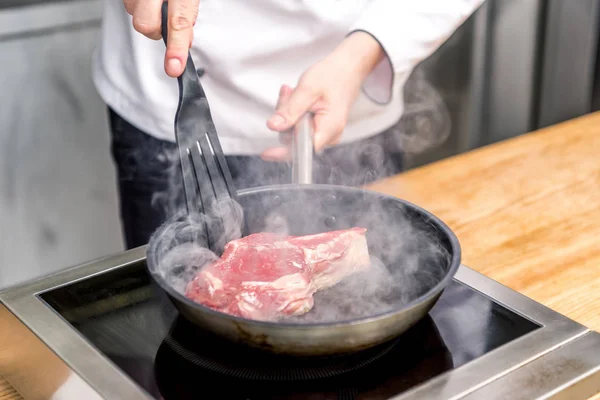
[279,132,293,146]
[165,0,199,77]
[260,146,291,162]
[313,112,346,153]
[276,84,294,109]
[275,85,294,144]
[132,0,163,40]
[267,84,319,132]
[123,0,136,15]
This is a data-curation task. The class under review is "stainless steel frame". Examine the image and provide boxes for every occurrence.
[1,247,600,400]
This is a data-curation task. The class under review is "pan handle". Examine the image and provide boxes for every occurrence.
[291,113,314,184]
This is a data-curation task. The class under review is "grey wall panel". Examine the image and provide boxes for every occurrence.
[462,0,492,153]
[0,0,102,39]
[401,6,479,169]
[0,10,123,288]
[484,0,544,145]
[537,0,600,128]
[404,0,544,167]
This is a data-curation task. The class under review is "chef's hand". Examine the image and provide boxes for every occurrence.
[123,0,198,77]
[262,31,385,161]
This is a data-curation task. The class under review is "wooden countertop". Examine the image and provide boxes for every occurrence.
[368,111,600,333]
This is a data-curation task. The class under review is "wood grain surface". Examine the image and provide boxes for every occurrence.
[0,375,22,400]
[0,305,70,400]
[368,111,600,332]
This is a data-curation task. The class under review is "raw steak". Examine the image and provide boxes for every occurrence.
[184,227,370,321]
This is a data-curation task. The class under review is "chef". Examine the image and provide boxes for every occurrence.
[93,0,484,249]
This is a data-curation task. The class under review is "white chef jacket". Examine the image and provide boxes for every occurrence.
[92,0,483,155]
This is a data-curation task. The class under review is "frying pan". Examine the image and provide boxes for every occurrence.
[146,184,461,356]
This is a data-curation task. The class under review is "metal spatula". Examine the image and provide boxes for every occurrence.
[160,2,241,253]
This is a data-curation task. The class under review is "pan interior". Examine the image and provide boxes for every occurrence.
[147,185,458,325]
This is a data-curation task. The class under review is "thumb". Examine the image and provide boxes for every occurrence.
[267,84,319,132]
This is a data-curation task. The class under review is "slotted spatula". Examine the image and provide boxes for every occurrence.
[160,2,240,253]
[160,1,314,253]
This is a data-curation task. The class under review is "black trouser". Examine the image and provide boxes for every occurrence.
[108,107,404,249]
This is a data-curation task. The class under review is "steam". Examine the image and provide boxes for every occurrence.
[146,72,452,323]
[286,195,450,323]
[148,184,450,323]
[147,198,244,294]
[288,256,393,322]
[393,69,452,154]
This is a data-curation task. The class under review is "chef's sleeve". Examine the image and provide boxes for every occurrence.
[350,0,485,104]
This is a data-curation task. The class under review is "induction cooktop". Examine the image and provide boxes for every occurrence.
[2,246,600,399]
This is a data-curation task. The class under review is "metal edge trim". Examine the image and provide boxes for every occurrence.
[0,248,149,399]
[0,252,590,400]
[543,367,600,400]
[460,331,600,400]
[2,295,151,399]
[454,266,584,326]
[0,246,147,301]
[392,328,588,400]
[390,266,589,400]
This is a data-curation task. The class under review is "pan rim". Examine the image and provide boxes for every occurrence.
[147,184,461,329]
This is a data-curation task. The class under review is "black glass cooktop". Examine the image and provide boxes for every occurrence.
[40,263,540,399]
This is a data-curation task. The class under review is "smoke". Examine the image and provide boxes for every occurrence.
[391,69,452,154]
[146,72,453,323]
[147,196,244,294]
[286,193,450,323]
[148,183,451,324]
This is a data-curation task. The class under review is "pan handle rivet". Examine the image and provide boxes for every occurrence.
[272,196,282,207]
[324,216,336,228]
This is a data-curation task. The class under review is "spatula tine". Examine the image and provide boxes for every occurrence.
[180,148,202,214]
[189,142,214,213]
[204,130,249,236]
[205,129,239,202]
[197,133,230,201]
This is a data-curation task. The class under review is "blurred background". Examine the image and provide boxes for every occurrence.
[1,0,599,288]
